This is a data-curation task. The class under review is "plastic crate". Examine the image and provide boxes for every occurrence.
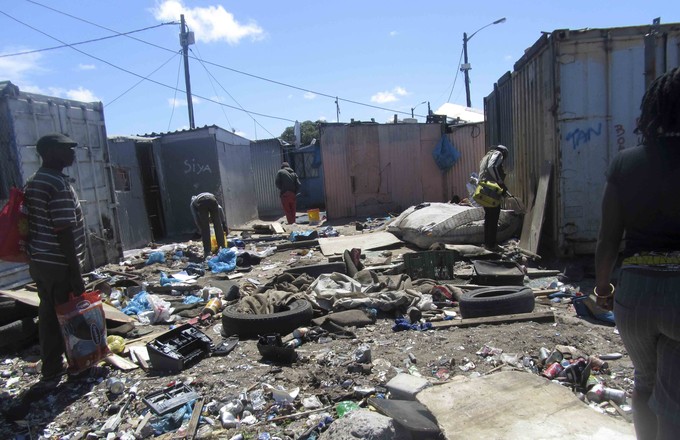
[403,251,457,280]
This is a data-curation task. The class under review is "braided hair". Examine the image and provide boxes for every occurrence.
[636,66,680,146]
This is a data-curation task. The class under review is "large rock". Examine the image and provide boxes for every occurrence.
[320,409,411,440]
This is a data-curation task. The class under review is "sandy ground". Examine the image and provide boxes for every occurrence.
[0,216,632,439]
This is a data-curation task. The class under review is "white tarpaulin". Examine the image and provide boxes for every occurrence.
[387,202,521,249]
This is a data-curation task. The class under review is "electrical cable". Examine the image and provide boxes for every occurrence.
[167,53,184,131]
[447,46,465,103]
[1,9,296,124]
[22,0,419,118]
[190,44,234,132]
[190,47,276,138]
[0,22,174,58]
[106,50,181,108]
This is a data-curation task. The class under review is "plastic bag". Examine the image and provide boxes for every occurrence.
[145,251,166,265]
[55,290,110,374]
[207,248,237,273]
[0,187,29,263]
[431,135,461,171]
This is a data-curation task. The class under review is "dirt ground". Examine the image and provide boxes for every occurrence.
[0,216,633,439]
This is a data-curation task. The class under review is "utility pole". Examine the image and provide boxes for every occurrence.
[462,32,471,108]
[180,14,195,129]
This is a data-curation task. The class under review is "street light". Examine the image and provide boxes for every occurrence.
[411,101,427,118]
[461,17,506,108]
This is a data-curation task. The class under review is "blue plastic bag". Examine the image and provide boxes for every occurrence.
[207,248,237,273]
[431,136,461,171]
[145,251,166,265]
[122,291,151,316]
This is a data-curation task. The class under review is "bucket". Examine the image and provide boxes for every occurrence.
[308,209,320,225]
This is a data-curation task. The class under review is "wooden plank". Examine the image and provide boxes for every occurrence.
[520,160,552,254]
[431,311,554,329]
[519,191,536,249]
[104,353,138,370]
[0,288,134,323]
[318,231,402,256]
[185,397,205,440]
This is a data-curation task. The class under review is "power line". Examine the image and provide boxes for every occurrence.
[106,50,181,108]
[167,53,184,131]
[190,44,234,132]
[0,22,174,58]
[23,0,418,118]
[1,9,296,125]
[447,46,465,103]
[191,47,276,139]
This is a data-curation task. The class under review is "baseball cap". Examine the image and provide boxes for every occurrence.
[36,133,78,149]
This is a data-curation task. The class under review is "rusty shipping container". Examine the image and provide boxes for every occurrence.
[485,22,680,255]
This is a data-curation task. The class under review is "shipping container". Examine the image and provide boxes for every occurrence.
[250,138,285,217]
[0,81,122,288]
[484,22,680,255]
[152,126,258,237]
[320,121,486,219]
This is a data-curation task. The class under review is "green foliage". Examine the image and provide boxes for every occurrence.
[280,120,320,146]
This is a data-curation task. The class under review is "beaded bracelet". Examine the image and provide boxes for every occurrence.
[593,283,615,298]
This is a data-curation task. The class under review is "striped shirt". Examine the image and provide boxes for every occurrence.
[24,168,86,267]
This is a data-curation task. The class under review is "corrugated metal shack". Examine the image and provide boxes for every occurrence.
[484,22,680,255]
[250,138,284,218]
[150,126,258,237]
[320,121,486,218]
[0,82,122,288]
[107,136,155,250]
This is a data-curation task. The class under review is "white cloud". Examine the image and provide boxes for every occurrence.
[389,31,398,37]
[303,92,316,100]
[66,87,99,102]
[168,96,201,107]
[370,86,408,104]
[78,63,96,70]
[0,48,43,81]
[153,0,264,45]
[318,116,327,122]
[235,130,247,138]
[287,94,293,99]
[504,54,513,61]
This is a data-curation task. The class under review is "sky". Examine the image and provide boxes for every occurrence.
[1,1,678,141]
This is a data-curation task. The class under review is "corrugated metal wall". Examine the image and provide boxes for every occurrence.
[215,128,259,226]
[486,23,680,255]
[0,86,122,287]
[250,139,283,217]
[320,122,486,219]
[108,137,154,250]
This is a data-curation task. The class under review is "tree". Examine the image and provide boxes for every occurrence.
[280,120,319,146]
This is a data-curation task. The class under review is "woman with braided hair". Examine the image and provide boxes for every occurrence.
[595,66,680,439]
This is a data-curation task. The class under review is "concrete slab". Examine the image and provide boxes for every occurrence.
[417,371,635,440]
[318,231,402,256]
[386,373,432,400]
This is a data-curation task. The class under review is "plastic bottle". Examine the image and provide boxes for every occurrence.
[335,401,360,418]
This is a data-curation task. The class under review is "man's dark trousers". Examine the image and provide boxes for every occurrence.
[28,261,71,378]
[195,198,225,256]
[483,206,501,248]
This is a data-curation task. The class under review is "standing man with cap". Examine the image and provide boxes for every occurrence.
[275,162,301,225]
[190,192,227,258]
[24,133,92,382]
[478,145,509,249]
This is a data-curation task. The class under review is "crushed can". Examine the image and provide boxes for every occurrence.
[586,384,626,404]
[542,362,564,379]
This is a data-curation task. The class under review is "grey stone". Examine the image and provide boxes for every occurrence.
[319,409,410,440]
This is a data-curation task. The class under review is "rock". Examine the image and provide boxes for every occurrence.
[319,409,410,440]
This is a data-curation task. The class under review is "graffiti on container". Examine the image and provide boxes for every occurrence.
[615,124,626,151]
[184,158,213,175]
[565,122,602,150]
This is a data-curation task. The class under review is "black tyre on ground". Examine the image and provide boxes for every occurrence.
[0,317,39,349]
[221,299,313,339]
[459,286,535,319]
[0,299,38,326]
